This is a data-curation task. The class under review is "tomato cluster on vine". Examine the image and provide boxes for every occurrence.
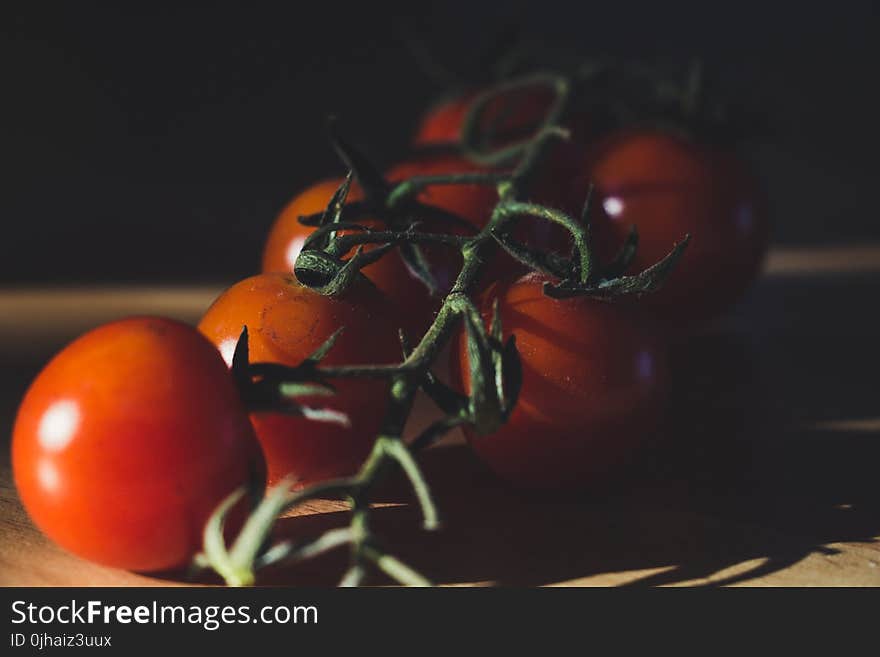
[11,61,769,584]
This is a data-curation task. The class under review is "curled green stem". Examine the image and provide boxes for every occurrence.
[460,72,571,167]
[493,201,591,283]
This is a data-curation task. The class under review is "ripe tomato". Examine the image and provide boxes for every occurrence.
[412,86,596,205]
[570,130,769,324]
[413,89,598,285]
[453,273,668,489]
[198,272,402,488]
[12,317,265,572]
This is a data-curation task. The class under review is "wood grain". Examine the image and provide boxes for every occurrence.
[2,245,879,586]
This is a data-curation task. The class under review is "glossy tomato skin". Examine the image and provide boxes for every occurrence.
[12,317,265,572]
[571,130,769,325]
[453,274,668,489]
[198,272,401,488]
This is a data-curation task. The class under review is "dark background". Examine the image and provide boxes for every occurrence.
[2,3,880,589]
[2,1,879,285]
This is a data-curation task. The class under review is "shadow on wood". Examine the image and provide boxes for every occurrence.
[2,270,879,586]
[238,273,880,586]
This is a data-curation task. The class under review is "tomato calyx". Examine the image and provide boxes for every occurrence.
[541,233,692,301]
[290,172,395,295]
[491,182,691,301]
[292,130,504,298]
[460,298,522,436]
[544,235,690,301]
[231,326,350,427]
[485,179,691,302]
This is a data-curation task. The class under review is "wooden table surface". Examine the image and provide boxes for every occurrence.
[2,246,879,587]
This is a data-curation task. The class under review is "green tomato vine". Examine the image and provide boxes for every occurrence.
[196,70,690,587]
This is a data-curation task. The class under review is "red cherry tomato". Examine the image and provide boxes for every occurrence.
[570,130,769,324]
[412,87,596,206]
[413,90,599,287]
[12,317,265,572]
[198,272,402,488]
[453,273,668,489]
